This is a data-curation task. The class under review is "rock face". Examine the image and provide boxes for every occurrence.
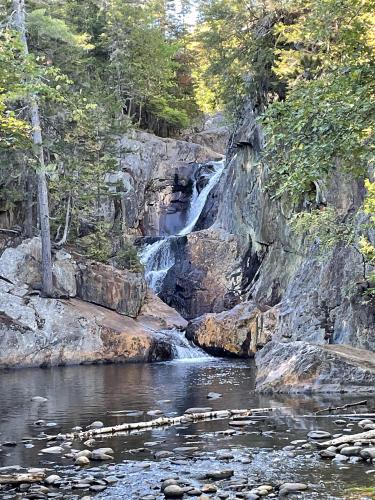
[255,341,375,393]
[76,261,146,318]
[0,278,186,368]
[186,302,277,357]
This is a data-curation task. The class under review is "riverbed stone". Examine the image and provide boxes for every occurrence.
[307,431,331,440]
[87,421,104,429]
[44,475,61,485]
[340,446,361,456]
[185,407,212,414]
[205,470,234,480]
[163,485,184,498]
[279,483,308,496]
[360,448,375,460]
[207,392,222,399]
[75,456,90,466]
[40,446,63,454]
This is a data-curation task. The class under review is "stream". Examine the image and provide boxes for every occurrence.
[0,360,374,499]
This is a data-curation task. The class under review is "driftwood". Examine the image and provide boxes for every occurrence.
[315,400,368,414]
[0,472,45,485]
[318,429,375,448]
[66,407,279,440]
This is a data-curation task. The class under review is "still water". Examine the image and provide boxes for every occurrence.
[0,359,374,498]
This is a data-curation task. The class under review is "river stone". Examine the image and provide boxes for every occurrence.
[31,396,48,403]
[307,430,331,440]
[340,446,361,456]
[360,448,375,460]
[201,484,218,493]
[205,469,234,480]
[155,451,174,459]
[185,407,212,414]
[87,421,104,429]
[76,450,92,458]
[90,485,107,492]
[40,446,63,454]
[279,483,308,496]
[75,456,90,466]
[358,419,374,428]
[91,451,113,461]
[332,454,349,462]
[229,420,254,427]
[163,485,184,498]
[363,423,375,431]
[44,475,61,485]
[319,450,336,459]
[207,392,222,399]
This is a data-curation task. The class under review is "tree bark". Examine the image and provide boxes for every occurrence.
[13,0,54,297]
[25,172,34,238]
[56,195,71,246]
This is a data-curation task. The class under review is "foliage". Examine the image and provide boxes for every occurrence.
[78,222,112,263]
[291,207,354,252]
[359,179,375,298]
[113,241,144,273]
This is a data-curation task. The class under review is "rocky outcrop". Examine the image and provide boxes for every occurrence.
[255,341,375,394]
[0,278,186,368]
[186,302,277,357]
[76,261,146,318]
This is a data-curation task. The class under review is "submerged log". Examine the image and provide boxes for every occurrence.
[0,472,45,485]
[318,429,375,448]
[66,407,279,440]
[315,400,368,414]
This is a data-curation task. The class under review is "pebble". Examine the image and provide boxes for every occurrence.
[44,475,61,485]
[31,396,48,402]
[201,484,218,493]
[40,446,63,454]
[87,421,104,429]
[307,430,331,440]
[207,392,222,399]
[184,408,212,414]
[75,456,90,466]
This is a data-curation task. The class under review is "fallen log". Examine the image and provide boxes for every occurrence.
[0,472,45,485]
[315,400,368,414]
[318,429,375,448]
[66,407,280,440]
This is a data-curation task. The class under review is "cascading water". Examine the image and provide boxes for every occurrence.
[140,159,225,293]
[139,158,225,360]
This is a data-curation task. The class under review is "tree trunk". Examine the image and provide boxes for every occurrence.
[56,196,71,246]
[13,0,54,297]
[25,172,33,238]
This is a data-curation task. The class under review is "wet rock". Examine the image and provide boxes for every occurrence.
[307,431,331,440]
[334,420,347,426]
[91,448,114,461]
[229,420,255,427]
[155,451,174,459]
[332,454,349,462]
[340,446,361,456]
[87,421,104,429]
[186,488,202,496]
[147,410,164,416]
[40,446,63,454]
[319,450,336,459]
[44,475,61,485]
[360,448,375,460]
[103,476,118,484]
[279,483,308,496]
[205,470,234,480]
[75,456,90,466]
[75,450,92,458]
[2,441,17,447]
[90,485,107,492]
[185,408,212,414]
[163,485,184,498]
[31,396,48,403]
[207,392,222,399]
[358,419,374,428]
[201,484,218,493]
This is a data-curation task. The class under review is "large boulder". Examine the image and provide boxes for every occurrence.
[0,278,187,368]
[76,261,146,318]
[255,341,375,394]
[0,238,77,296]
[186,302,277,357]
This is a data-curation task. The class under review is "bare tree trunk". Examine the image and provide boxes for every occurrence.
[56,196,71,246]
[25,172,33,238]
[13,0,53,297]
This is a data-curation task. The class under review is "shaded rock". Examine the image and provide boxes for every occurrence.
[340,446,361,456]
[307,431,331,440]
[255,341,375,394]
[360,448,375,460]
[163,485,184,498]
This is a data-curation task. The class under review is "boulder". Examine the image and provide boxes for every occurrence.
[255,341,375,394]
[76,261,146,318]
[186,302,277,357]
[0,278,175,368]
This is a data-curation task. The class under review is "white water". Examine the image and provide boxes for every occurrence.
[140,159,225,294]
[159,328,212,361]
[139,159,225,360]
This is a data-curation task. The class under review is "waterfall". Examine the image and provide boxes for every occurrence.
[158,329,212,361]
[140,159,225,293]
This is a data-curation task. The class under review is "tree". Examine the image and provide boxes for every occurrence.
[12,0,53,297]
